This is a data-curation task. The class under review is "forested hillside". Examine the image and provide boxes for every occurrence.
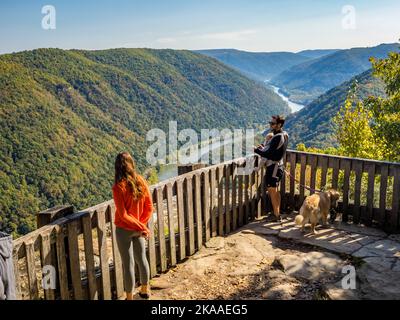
[0,48,289,236]
[271,43,397,104]
[285,70,386,148]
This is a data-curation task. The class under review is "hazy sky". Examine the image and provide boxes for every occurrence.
[1,0,399,54]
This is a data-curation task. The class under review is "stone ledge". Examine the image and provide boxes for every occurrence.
[255,217,400,299]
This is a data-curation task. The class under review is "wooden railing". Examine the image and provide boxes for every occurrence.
[12,151,400,300]
[12,156,265,300]
[280,150,400,232]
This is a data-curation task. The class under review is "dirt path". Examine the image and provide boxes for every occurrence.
[148,220,352,300]
[143,215,400,300]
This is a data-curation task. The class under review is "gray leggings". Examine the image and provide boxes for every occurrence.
[115,227,150,292]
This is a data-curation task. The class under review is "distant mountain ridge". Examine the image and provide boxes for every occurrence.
[0,48,289,236]
[296,49,339,59]
[285,69,386,148]
[195,48,335,81]
[271,43,398,105]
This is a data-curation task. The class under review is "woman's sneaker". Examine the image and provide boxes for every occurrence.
[139,284,151,299]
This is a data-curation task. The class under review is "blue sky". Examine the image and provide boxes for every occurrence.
[0,0,399,54]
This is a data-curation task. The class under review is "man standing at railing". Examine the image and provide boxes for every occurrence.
[254,115,289,223]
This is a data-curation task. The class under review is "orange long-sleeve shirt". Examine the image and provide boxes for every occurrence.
[112,176,153,233]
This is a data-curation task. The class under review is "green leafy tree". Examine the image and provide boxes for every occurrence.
[296,143,339,156]
[332,46,400,161]
[367,51,400,161]
[332,94,383,160]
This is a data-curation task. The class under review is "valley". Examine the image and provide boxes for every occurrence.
[266,83,305,113]
[2,0,400,303]
[196,44,397,149]
[0,48,289,236]
[1,43,398,237]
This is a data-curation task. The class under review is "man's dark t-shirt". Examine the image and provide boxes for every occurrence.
[254,130,289,188]
[254,131,288,161]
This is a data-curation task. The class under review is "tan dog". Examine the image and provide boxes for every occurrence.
[295,189,340,234]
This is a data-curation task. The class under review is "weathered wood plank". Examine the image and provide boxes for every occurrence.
[25,242,39,300]
[202,172,211,242]
[155,187,167,271]
[194,173,203,250]
[176,179,186,261]
[13,247,21,300]
[256,163,262,218]
[67,220,84,300]
[299,154,307,205]
[365,163,376,226]
[96,210,111,300]
[289,152,296,210]
[280,154,287,205]
[320,156,328,190]
[36,205,74,229]
[390,167,400,232]
[379,164,389,227]
[82,213,98,300]
[108,205,123,299]
[249,168,255,221]
[185,177,195,256]
[166,183,177,266]
[231,163,238,230]
[261,165,267,213]
[342,159,351,222]
[55,227,69,300]
[217,165,225,235]
[40,233,55,300]
[244,171,250,224]
[147,210,157,276]
[238,170,244,227]
[225,164,231,233]
[331,158,340,190]
[210,168,217,237]
[353,161,363,224]
[309,155,317,195]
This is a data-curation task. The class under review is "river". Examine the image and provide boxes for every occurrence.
[266,82,305,113]
[157,83,304,181]
[157,131,256,181]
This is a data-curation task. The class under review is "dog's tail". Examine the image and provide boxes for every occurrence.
[295,205,305,225]
[295,214,304,225]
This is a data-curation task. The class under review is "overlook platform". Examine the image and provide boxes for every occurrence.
[150,216,400,300]
[11,150,400,300]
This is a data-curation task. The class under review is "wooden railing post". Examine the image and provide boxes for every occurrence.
[36,205,74,228]
[178,163,207,175]
[178,163,207,254]
[36,205,74,300]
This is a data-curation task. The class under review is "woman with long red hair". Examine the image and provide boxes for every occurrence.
[113,152,153,300]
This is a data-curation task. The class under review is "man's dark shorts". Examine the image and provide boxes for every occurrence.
[264,165,284,188]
